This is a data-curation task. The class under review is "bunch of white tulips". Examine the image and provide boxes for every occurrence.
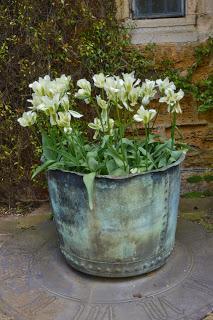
[18,72,184,142]
[18,75,82,133]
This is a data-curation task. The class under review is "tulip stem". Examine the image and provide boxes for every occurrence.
[145,124,149,171]
[171,112,176,150]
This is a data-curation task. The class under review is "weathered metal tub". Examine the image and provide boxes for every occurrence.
[47,155,184,277]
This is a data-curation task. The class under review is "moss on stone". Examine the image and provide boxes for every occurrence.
[187,175,203,183]
[182,190,213,198]
[203,175,213,182]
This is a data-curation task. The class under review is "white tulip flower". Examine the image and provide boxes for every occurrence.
[133,106,157,124]
[88,116,114,139]
[37,94,60,114]
[142,95,151,106]
[128,87,141,107]
[18,111,37,127]
[88,118,103,139]
[156,77,176,93]
[122,71,140,93]
[93,73,106,88]
[75,89,90,104]
[75,79,91,103]
[60,94,70,111]
[69,110,83,118]
[54,75,71,94]
[77,79,91,92]
[104,76,124,100]
[141,79,157,103]
[96,96,108,110]
[108,118,115,135]
[159,88,184,113]
[29,75,51,96]
[117,88,128,110]
[56,111,71,128]
[27,94,43,111]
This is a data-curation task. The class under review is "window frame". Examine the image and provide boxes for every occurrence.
[132,0,186,20]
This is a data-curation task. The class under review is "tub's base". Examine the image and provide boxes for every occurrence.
[61,247,173,278]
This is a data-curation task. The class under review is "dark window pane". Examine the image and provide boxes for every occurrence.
[152,0,165,14]
[167,0,180,12]
[134,0,149,16]
[132,0,184,18]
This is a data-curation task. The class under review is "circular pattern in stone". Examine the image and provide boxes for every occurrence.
[0,220,212,320]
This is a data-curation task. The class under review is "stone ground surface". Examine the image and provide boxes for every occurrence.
[0,199,212,320]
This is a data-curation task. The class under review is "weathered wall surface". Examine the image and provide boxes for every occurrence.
[115,0,213,193]
[142,43,213,193]
[150,43,213,168]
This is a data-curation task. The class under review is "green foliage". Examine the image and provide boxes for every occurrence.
[34,132,185,177]
[196,74,213,112]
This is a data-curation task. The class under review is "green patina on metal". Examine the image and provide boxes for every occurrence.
[47,155,184,277]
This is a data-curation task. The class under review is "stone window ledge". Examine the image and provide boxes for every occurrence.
[131,24,198,44]
[128,15,196,29]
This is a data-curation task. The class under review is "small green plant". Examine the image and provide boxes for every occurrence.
[203,175,213,182]
[187,175,203,183]
[182,190,213,198]
[187,174,213,183]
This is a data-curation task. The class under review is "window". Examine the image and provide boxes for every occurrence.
[132,0,185,19]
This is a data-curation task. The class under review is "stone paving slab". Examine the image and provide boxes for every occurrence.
[0,218,212,320]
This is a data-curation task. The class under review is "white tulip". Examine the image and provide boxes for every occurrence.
[47,75,71,97]
[56,111,71,128]
[77,79,91,92]
[50,113,58,126]
[141,79,157,103]
[128,87,141,107]
[27,94,43,110]
[60,94,70,111]
[88,118,102,139]
[18,111,37,127]
[133,106,157,124]
[88,116,114,139]
[156,77,176,93]
[75,89,90,104]
[159,88,184,113]
[122,71,140,93]
[93,73,106,88]
[108,118,115,135]
[117,88,127,109]
[69,110,83,118]
[75,79,91,103]
[29,75,51,96]
[104,76,123,100]
[142,96,151,106]
[37,94,60,114]
[96,96,108,110]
